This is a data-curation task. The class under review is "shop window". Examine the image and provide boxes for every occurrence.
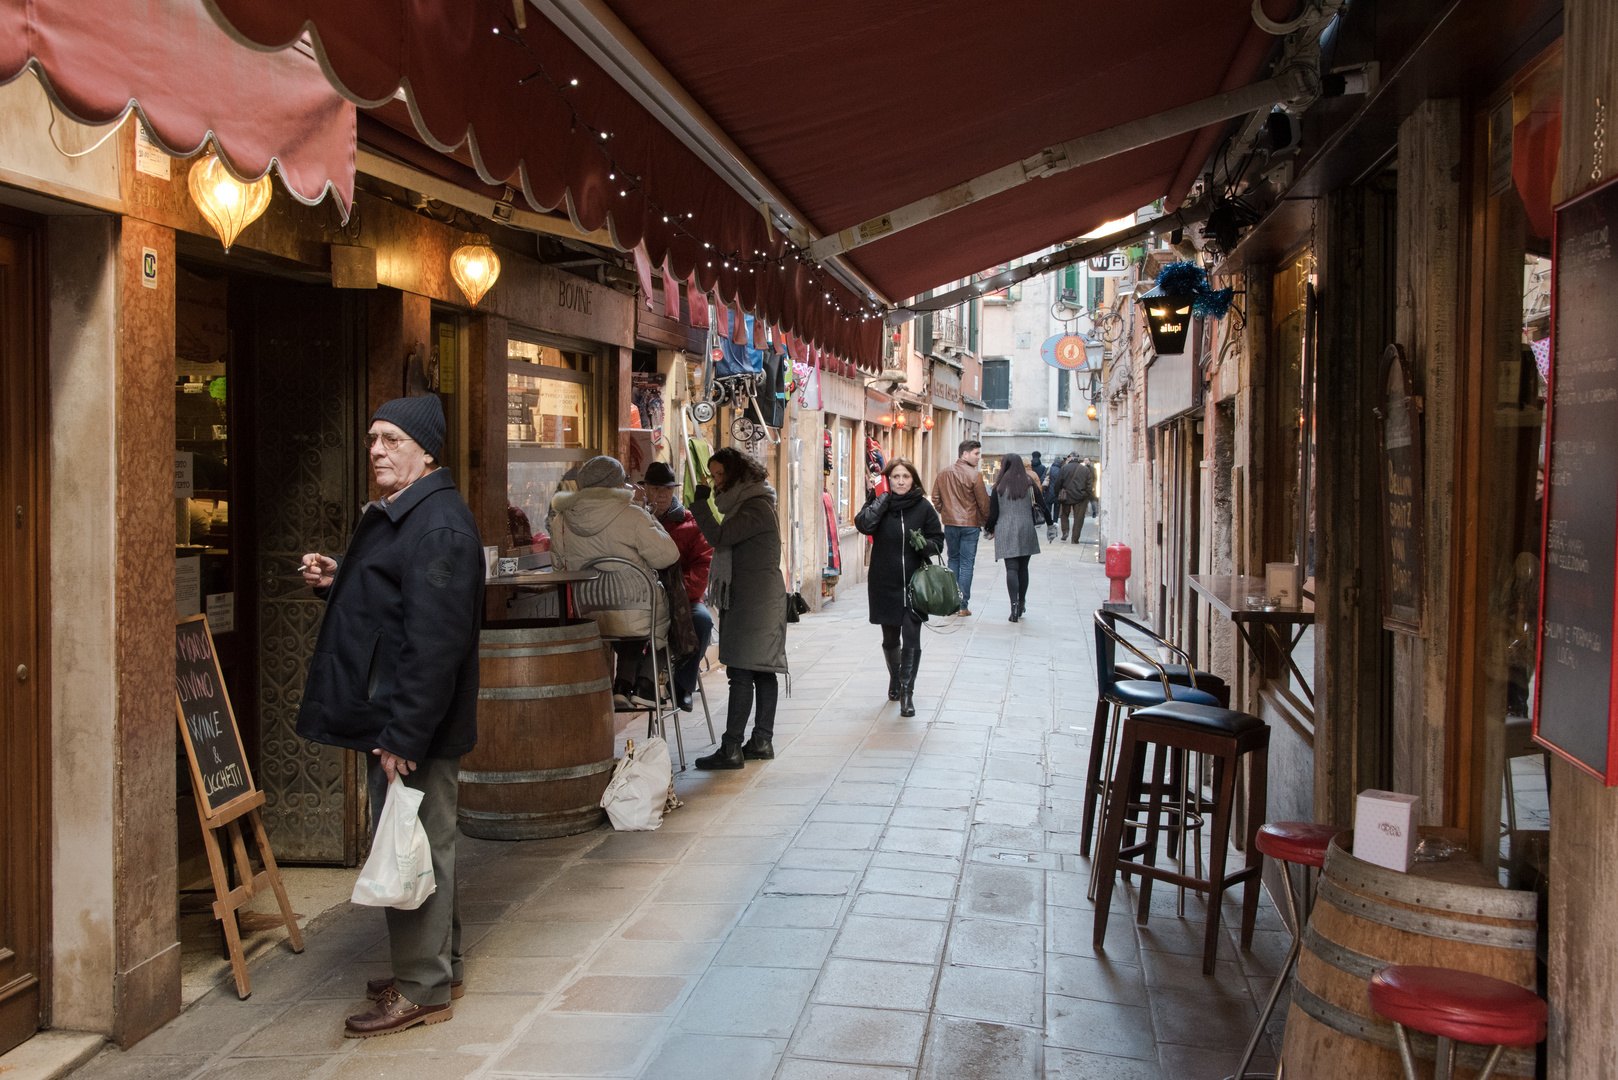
[983,358,1011,410]
[506,335,597,552]
[175,266,233,635]
[837,421,854,524]
[1469,45,1560,883]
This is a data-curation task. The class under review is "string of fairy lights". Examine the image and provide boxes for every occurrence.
[489,4,888,347]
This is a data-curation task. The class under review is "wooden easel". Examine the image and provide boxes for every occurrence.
[175,615,303,998]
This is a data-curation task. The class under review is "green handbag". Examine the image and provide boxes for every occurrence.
[908,558,961,617]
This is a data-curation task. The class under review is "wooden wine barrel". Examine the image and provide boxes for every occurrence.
[458,618,615,839]
[1281,833,1540,1078]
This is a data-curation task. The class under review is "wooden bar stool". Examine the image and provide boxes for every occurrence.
[1091,699,1269,975]
[1367,966,1547,1080]
[1226,821,1345,1080]
[1082,611,1223,860]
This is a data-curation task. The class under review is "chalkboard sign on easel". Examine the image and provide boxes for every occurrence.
[174,615,304,995]
[1535,173,1618,785]
[175,616,255,818]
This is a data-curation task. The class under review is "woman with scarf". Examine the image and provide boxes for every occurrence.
[984,452,1046,622]
[689,447,789,769]
[856,458,945,717]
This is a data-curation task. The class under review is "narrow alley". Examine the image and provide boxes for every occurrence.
[67,536,1285,1080]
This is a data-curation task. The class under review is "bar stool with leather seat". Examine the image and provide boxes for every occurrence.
[1091,699,1269,975]
[1367,965,1547,1080]
[1225,821,1345,1080]
[1080,611,1225,859]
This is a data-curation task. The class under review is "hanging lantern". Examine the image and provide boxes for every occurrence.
[878,413,893,427]
[187,152,272,252]
[895,413,907,428]
[1137,285,1193,355]
[450,234,502,307]
[1087,405,1099,421]
[922,416,934,431]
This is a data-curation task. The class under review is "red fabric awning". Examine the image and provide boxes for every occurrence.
[0,0,354,208]
[200,1,1293,365]
[203,0,880,365]
[605,0,1285,302]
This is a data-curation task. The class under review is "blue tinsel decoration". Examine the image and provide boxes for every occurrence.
[1155,260,1232,320]
[1156,261,1207,297]
[1193,288,1234,320]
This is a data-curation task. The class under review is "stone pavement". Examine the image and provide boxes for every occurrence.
[69,526,1289,1080]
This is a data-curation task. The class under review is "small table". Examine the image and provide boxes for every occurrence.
[1186,574,1316,705]
[485,569,600,623]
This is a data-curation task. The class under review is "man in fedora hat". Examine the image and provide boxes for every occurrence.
[297,394,483,1037]
[638,461,714,710]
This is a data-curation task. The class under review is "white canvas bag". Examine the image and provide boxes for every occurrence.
[600,738,675,831]
[352,775,436,909]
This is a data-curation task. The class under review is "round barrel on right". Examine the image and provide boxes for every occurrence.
[1281,834,1540,1078]
[458,618,615,840]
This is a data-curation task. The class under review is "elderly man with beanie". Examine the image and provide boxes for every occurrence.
[550,455,681,707]
[638,461,714,711]
[296,393,484,1038]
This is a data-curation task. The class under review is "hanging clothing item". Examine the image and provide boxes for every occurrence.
[823,492,842,575]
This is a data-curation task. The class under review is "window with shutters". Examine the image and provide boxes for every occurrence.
[1057,369,1071,415]
[983,358,1010,410]
[1088,275,1106,313]
[1059,265,1080,306]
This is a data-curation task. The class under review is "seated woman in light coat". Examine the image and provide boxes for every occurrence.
[549,455,680,708]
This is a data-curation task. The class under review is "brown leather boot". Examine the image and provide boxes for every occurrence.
[344,986,452,1038]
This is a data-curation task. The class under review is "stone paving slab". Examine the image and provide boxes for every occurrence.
[65,529,1286,1080]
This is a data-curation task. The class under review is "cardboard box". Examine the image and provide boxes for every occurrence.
[1266,562,1302,607]
[1354,789,1419,872]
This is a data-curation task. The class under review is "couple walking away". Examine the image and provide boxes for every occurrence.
[928,440,1050,624]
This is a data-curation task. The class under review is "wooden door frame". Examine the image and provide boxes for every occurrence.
[0,205,52,1046]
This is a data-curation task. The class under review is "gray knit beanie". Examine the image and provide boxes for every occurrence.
[575,455,627,489]
[371,394,445,458]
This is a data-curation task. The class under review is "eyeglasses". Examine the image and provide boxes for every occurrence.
[365,432,414,451]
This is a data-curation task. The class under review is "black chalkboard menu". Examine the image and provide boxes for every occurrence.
[1377,344,1425,633]
[1535,173,1618,784]
[175,614,256,818]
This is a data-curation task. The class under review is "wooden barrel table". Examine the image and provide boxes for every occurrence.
[1281,832,1540,1078]
[458,618,615,839]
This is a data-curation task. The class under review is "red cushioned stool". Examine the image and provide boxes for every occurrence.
[1368,965,1547,1080]
[1224,822,1344,1080]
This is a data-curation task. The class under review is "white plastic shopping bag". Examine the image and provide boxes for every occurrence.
[352,775,436,909]
[600,738,675,831]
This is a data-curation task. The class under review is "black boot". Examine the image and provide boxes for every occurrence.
[742,734,775,759]
[883,646,902,701]
[898,647,920,717]
[694,738,745,770]
[1009,599,1020,623]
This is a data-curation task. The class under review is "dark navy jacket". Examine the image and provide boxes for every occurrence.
[295,468,484,762]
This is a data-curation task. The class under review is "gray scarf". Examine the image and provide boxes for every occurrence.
[707,479,774,611]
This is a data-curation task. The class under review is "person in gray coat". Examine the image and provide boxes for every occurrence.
[984,453,1047,623]
[689,446,789,769]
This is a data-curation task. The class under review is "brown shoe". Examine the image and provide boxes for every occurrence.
[366,976,464,1001]
[344,986,452,1038]
[958,608,972,616]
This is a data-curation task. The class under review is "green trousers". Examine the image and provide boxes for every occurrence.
[366,755,463,1006]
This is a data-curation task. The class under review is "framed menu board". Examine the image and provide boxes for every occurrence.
[1376,344,1425,633]
[1534,173,1618,784]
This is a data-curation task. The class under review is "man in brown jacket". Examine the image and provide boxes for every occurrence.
[931,439,991,615]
